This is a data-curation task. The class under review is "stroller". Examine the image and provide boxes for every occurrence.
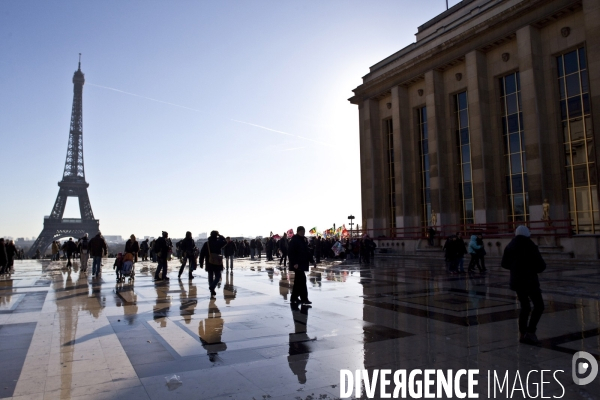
[120,252,135,282]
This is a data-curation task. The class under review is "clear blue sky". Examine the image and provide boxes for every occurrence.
[0,0,459,240]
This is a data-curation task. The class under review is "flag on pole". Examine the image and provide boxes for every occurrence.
[309,227,317,235]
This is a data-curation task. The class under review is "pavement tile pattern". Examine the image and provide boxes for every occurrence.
[0,255,599,399]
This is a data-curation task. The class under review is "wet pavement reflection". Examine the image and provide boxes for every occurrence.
[1,256,600,399]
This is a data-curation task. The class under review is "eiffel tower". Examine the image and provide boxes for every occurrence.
[28,57,100,257]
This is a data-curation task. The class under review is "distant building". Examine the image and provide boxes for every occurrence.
[103,235,123,242]
[350,0,599,237]
[197,232,207,239]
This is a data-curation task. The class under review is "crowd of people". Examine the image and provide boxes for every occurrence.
[0,238,19,274]
[442,232,487,274]
[1,223,548,346]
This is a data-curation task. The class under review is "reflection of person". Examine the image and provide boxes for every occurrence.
[288,226,312,305]
[198,299,226,361]
[501,225,546,345]
[288,304,311,384]
[279,270,291,301]
[223,272,236,305]
[179,280,197,324]
[153,284,170,327]
[115,283,139,325]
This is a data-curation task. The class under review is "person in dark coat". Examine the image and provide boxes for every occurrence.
[89,232,107,277]
[223,237,237,271]
[4,240,17,274]
[62,238,77,267]
[0,239,8,274]
[250,239,256,260]
[199,231,227,297]
[476,234,487,271]
[455,232,467,273]
[140,239,149,261]
[314,237,322,264]
[279,233,289,267]
[501,225,546,345]
[178,231,197,280]
[442,235,457,273]
[256,238,263,259]
[125,234,140,263]
[288,226,313,305]
[360,236,374,265]
[265,237,273,261]
[427,227,436,246]
[153,231,170,281]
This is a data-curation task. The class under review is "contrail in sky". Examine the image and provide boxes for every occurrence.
[282,146,306,152]
[230,120,330,146]
[88,83,330,146]
[87,83,203,113]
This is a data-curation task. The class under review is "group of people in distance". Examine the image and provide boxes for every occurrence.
[442,232,487,273]
[0,238,18,274]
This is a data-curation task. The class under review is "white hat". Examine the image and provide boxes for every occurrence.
[515,225,531,237]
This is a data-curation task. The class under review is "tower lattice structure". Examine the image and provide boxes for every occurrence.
[28,59,100,257]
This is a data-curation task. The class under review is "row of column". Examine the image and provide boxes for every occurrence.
[359,2,600,233]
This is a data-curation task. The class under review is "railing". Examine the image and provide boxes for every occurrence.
[348,219,573,240]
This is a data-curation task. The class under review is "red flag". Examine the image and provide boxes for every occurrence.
[287,229,294,238]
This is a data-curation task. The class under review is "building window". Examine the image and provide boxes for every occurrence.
[558,47,598,233]
[384,119,397,232]
[455,91,474,224]
[500,72,529,222]
[418,107,431,227]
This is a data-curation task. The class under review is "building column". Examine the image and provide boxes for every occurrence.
[466,50,497,223]
[425,70,450,226]
[517,25,563,221]
[583,0,600,221]
[359,99,385,232]
[391,85,416,229]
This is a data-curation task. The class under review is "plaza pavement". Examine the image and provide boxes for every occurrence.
[0,255,599,399]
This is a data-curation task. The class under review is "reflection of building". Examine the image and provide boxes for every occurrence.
[350,0,600,236]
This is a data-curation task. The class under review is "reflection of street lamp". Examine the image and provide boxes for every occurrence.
[348,215,355,238]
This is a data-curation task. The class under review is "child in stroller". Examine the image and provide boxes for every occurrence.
[121,252,135,282]
[114,253,124,282]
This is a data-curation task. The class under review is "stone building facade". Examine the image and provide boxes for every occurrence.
[350,0,600,242]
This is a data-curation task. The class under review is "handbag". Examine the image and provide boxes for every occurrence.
[207,241,223,266]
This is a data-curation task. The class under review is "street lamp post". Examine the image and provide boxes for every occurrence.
[348,215,355,239]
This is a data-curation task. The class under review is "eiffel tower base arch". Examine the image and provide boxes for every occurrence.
[28,219,100,258]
